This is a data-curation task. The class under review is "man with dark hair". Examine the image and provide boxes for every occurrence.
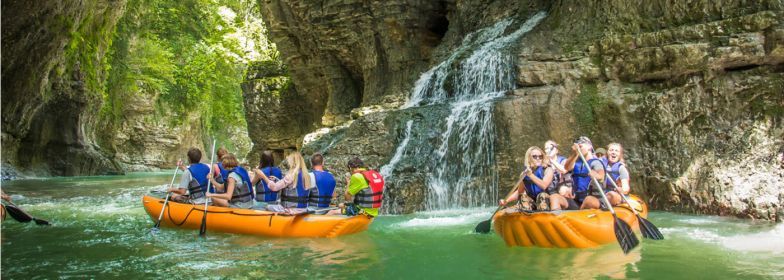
[340,156,384,217]
[307,153,336,209]
[169,148,211,204]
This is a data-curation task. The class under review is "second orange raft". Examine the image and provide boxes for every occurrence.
[493,195,648,248]
[142,195,373,238]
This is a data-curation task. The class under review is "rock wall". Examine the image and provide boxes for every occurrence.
[1,0,127,176]
[253,0,784,219]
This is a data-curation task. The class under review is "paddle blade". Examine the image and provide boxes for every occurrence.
[613,214,639,254]
[32,218,50,226]
[199,212,207,236]
[5,204,33,223]
[638,216,664,240]
[474,219,492,234]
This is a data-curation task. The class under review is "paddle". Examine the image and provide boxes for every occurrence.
[576,149,639,254]
[152,166,180,233]
[603,169,664,240]
[2,199,50,225]
[475,182,521,234]
[199,139,217,236]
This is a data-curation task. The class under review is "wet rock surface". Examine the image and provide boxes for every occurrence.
[253,0,784,219]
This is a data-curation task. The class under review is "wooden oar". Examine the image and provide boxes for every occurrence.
[199,139,217,236]
[2,200,50,225]
[475,182,521,234]
[152,166,180,233]
[603,171,664,240]
[576,150,639,254]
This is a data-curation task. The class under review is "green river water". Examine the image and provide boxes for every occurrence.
[1,172,782,279]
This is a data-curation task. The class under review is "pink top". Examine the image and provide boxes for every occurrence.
[266,173,294,191]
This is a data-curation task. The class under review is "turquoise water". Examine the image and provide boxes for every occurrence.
[2,173,783,279]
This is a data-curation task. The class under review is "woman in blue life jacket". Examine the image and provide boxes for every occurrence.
[499,146,571,211]
[256,151,313,213]
[250,150,283,208]
[544,140,568,191]
[603,143,630,206]
[563,136,607,210]
[210,147,230,191]
[544,140,581,210]
[206,153,254,209]
[168,148,211,204]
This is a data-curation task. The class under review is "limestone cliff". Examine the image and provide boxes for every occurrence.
[1,0,127,176]
[252,0,784,220]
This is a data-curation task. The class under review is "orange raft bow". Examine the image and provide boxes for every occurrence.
[493,195,649,248]
[142,195,372,238]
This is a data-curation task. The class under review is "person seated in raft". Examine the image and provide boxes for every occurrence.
[328,157,384,217]
[595,147,608,165]
[307,153,337,211]
[168,148,211,204]
[544,140,568,192]
[250,150,283,208]
[256,151,313,213]
[603,143,630,206]
[498,146,571,211]
[563,136,608,210]
[211,147,230,190]
[206,153,255,208]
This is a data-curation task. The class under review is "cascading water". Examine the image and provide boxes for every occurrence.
[380,120,414,178]
[389,12,547,210]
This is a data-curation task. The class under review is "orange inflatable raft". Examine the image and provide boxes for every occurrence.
[493,195,648,248]
[142,195,373,238]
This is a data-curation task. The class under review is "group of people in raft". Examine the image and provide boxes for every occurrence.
[165,148,384,217]
[499,136,632,211]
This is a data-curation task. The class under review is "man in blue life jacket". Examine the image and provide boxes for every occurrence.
[308,153,337,210]
[563,136,607,209]
[168,148,211,204]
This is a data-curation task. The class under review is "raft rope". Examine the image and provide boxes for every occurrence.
[158,200,308,227]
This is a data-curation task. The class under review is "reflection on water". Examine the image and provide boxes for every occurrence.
[2,173,783,279]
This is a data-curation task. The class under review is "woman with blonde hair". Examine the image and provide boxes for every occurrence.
[499,146,571,211]
[257,151,313,210]
[207,153,254,208]
[604,142,630,206]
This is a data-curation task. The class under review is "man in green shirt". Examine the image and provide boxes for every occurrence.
[343,157,381,217]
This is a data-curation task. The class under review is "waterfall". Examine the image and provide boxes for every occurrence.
[380,120,414,178]
[390,12,547,210]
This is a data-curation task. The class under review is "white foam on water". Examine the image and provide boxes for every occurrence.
[663,223,784,254]
[395,208,491,228]
[176,260,235,271]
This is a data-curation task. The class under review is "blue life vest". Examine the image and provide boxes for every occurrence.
[217,162,230,182]
[523,166,546,199]
[228,167,253,203]
[255,167,282,202]
[187,163,211,199]
[280,172,310,208]
[550,155,567,192]
[308,170,337,208]
[605,161,625,188]
[572,158,604,193]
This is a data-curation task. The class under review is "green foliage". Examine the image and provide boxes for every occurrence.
[102,0,275,154]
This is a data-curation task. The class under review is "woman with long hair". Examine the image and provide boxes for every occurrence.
[251,150,283,207]
[499,146,571,211]
[256,151,313,210]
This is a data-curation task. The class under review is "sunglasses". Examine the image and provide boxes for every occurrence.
[532,155,543,159]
